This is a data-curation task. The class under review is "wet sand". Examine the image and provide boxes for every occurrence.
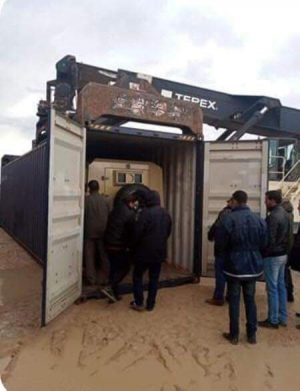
[1,228,300,391]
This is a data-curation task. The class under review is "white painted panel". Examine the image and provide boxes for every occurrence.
[202,140,268,276]
[43,109,86,325]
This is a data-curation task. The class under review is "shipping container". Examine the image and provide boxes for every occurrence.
[0,108,268,326]
[0,144,49,263]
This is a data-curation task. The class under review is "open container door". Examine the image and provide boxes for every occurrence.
[42,109,86,326]
[201,140,269,276]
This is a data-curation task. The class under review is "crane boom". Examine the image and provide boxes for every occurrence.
[41,55,300,141]
[75,61,300,140]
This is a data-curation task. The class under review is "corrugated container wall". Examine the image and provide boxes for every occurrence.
[153,142,196,272]
[0,143,48,263]
[86,130,198,274]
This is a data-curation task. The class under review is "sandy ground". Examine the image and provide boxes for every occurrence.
[1,228,300,391]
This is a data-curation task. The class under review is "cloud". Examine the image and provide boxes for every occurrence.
[0,0,240,157]
[0,124,32,160]
[0,0,7,15]
[5,93,41,118]
[259,35,300,107]
[1,0,300,159]
[267,35,300,79]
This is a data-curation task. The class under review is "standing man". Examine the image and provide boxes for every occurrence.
[259,190,290,329]
[289,200,300,328]
[84,180,109,286]
[130,191,172,312]
[216,190,267,345]
[281,199,295,302]
[102,194,137,302]
[206,198,232,306]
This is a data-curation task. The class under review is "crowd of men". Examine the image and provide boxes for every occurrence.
[207,190,300,345]
[83,180,172,312]
[84,180,300,345]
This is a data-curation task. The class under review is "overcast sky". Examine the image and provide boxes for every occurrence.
[1,0,300,159]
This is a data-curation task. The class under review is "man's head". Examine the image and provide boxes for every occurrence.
[281,198,293,214]
[88,180,99,194]
[145,190,161,207]
[226,198,234,209]
[133,189,149,208]
[231,190,248,208]
[265,190,282,211]
[124,193,139,210]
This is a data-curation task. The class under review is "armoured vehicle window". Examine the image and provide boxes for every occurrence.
[117,172,126,184]
[135,173,142,183]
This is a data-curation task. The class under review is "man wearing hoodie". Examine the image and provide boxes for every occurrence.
[101,194,137,302]
[130,191,172,312]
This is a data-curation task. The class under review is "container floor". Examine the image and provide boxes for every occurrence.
[123,262,193,284]
[81,262,195,299]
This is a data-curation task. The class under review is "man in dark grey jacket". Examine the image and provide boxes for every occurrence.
[259,190,290,329]
[84,180,109,286]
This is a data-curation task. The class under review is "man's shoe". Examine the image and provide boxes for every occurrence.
[130,301,145,312]
[101,287,118,303]
[222,332,239,345]
[279,321,287,327]
[258,319,279,329]
[247,335,257,344]
[205,298,225,306]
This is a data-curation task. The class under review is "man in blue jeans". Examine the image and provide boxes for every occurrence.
[259,191,290,329]
[216,190,267,345]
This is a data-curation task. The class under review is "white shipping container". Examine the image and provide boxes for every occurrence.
[0,108,269,326]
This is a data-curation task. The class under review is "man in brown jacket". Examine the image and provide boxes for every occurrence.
[84,180,109,286]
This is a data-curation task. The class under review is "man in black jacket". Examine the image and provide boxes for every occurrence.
[259,191,290,329]
[101,194,137,302]
[206,199,232,306]
[281,199,295,302]
[130,191,172,312]
[290,200,300,328]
